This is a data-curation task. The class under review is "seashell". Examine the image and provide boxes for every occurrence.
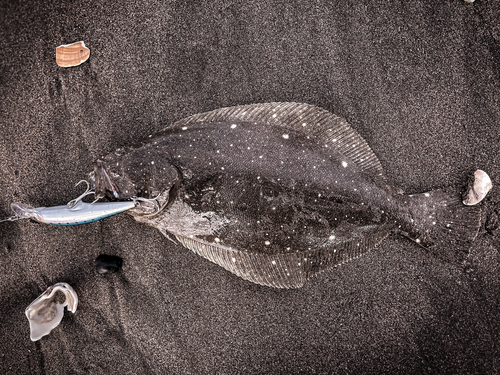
[463,169,492,206]
[56,41,90,67]
[25,283,78,341]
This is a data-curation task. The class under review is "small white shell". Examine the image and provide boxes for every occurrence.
[25,283,78,341]
[56,41,90,67]
[463,170,492,206]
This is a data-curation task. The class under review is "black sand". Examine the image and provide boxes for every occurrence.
[1,1,499,373]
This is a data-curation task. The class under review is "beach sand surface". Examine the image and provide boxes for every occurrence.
[1,1,499,373]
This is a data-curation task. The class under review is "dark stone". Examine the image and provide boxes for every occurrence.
[95,254,123,274]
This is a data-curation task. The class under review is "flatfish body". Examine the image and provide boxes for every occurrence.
[91,103,482,288]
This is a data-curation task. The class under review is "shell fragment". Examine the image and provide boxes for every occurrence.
[25,283,78,341]
[463,170,492,206]
[56,41,90,67]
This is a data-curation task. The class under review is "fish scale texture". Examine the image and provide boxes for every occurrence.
[1,1,500,374]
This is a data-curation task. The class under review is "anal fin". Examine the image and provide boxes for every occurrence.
[171,224,391,289]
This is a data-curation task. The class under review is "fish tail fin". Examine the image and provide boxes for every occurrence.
[403,189,482,263]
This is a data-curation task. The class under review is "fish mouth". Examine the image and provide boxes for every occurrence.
[90,160,121,199]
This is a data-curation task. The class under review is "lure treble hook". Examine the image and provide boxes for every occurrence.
[67,180,99,208]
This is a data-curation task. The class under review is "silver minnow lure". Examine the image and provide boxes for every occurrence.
[1,180,159,225]
[10,200,137,226]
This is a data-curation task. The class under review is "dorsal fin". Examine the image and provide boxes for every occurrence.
[159,102,392,189]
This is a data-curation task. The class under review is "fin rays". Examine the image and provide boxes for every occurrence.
[173,224,390,289]
[162,102,389,186]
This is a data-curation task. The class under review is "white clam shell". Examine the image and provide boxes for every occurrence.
[25,283,78,341]
[463,170,492,206]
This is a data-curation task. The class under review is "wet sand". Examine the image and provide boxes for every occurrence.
[1,1,499,373]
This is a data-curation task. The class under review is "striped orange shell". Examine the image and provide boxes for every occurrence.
[56,41,90,67]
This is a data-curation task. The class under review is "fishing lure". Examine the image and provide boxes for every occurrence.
[1,181,159,225]
[9,200,137,226]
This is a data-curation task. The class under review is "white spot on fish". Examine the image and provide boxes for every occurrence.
[215,238,220,243]
[232,257,236,262]
[424,193,430,197]
[329,235,335,240]
[265,241,271,245]
[182,127,187,130]
[342,161,348,168]
[282,134,289,139]
[151,161,154,165]
[231,124,237,129]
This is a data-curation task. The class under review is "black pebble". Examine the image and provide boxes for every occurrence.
[95,254,123,274]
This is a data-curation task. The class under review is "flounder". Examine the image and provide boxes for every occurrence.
[89,103,482,288]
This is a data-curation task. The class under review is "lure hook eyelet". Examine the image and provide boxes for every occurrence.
[131,193,162,213]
